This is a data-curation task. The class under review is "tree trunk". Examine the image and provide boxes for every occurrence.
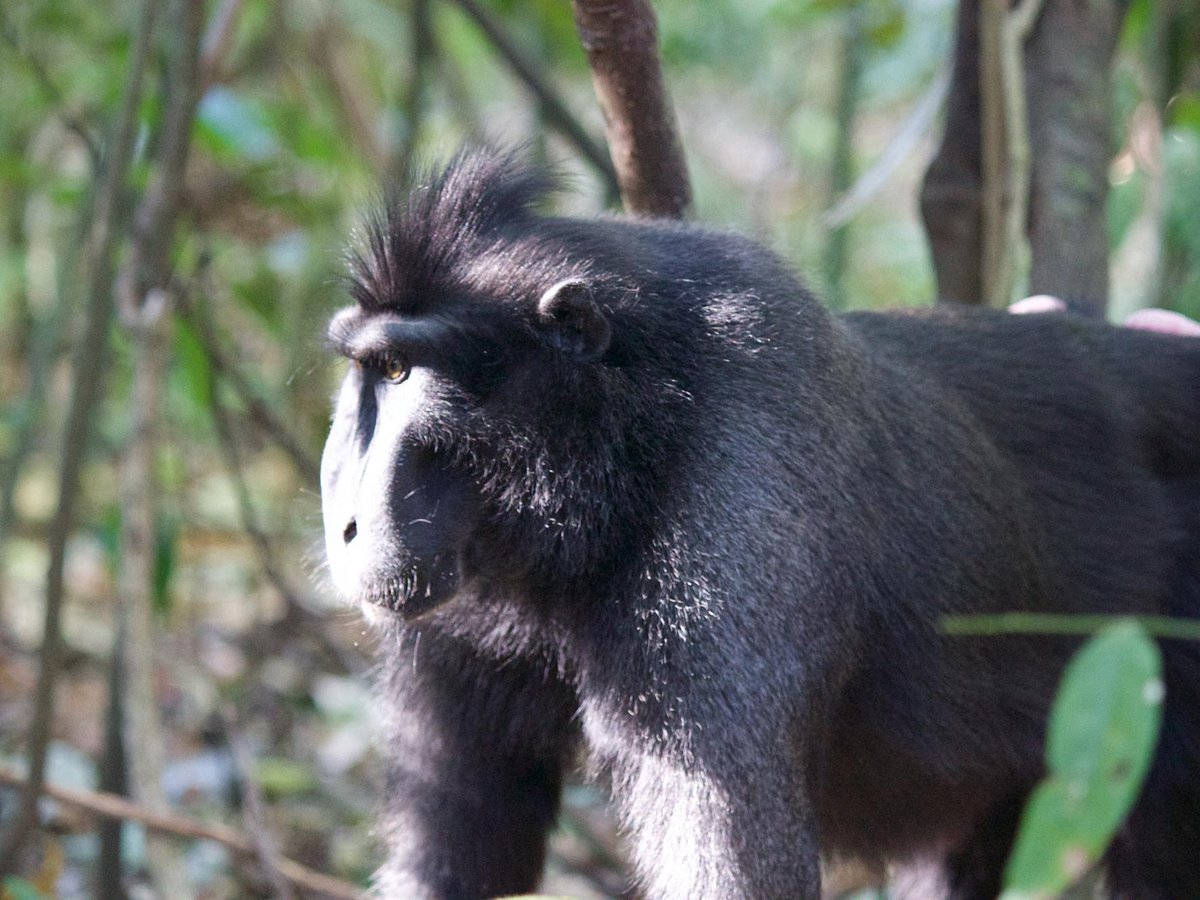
[1024,0,1127,317]
[922,0,1126,315]
[921,0,984,306]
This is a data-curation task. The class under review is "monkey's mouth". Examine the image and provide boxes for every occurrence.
[358,553,462,622]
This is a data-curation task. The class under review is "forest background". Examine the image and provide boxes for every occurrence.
[0,0,1199,896]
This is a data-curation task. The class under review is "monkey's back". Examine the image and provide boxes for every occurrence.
[842,307,1200,618]
[814,308,1200,863]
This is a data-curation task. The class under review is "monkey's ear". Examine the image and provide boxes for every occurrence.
[536,279,612,363]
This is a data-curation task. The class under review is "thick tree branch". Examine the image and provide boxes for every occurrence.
[923,0,1117,313]
[920,0,983,305]
[572,0,691,218]
[1024,0,1128,316]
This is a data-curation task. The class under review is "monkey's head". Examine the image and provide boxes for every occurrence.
[321,148,711,622]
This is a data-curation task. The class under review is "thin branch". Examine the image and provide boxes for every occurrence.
[119,0,207,320]
[978,0,1007,307]
[114,1,207,895]
[996,0,1046,301]
[943,612,1200,641]
[450,0,620,199]
[95,624,127,900]
[571,0,691,217]
[978,0,1047,308]
[193,282,365,676]
[118,292,194,900]
[0,7,100,167]
[824,63,951,229]
[307,17,388,174]
[0,221,82,562]
[0,768,361,900]
[0,0,160,874]
[200,0,246,89]
[178,295,321,486]
[435,42,486,140]
[394,0,435,182]
[220,707,295,900]
[823,11,866,309]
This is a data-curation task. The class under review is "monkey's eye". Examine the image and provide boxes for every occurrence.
[358,353,410,384]
[381,353,411,384]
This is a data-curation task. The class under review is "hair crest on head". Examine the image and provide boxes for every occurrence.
[347,145,561,314]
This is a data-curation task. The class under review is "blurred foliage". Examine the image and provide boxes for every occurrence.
[0,0,1197,896]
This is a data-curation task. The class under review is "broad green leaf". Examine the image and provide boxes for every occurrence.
[1002,620,1163,898]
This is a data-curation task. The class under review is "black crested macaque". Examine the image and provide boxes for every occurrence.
[320,147,1200,900]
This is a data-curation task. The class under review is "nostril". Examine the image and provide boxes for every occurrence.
[343,518,358,544]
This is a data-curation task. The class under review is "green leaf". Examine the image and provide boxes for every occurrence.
[1002,620,1163,898]
[152,515,178,615]
[1170,92,1200,134]
[255,757,318,798]
[865,2,905,50]
[232,266,284,330]
[172,317,214,415]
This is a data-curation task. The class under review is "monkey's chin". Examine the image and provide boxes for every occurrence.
[358,591,450,626]
[354,554,463,625]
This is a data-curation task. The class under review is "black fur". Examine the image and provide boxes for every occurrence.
[319,147,1200,899]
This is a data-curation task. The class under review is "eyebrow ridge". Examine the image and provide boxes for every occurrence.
[326,309,462,360]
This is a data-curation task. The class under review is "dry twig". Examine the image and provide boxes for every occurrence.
[0,768,361,899]
[220,706,296,900]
